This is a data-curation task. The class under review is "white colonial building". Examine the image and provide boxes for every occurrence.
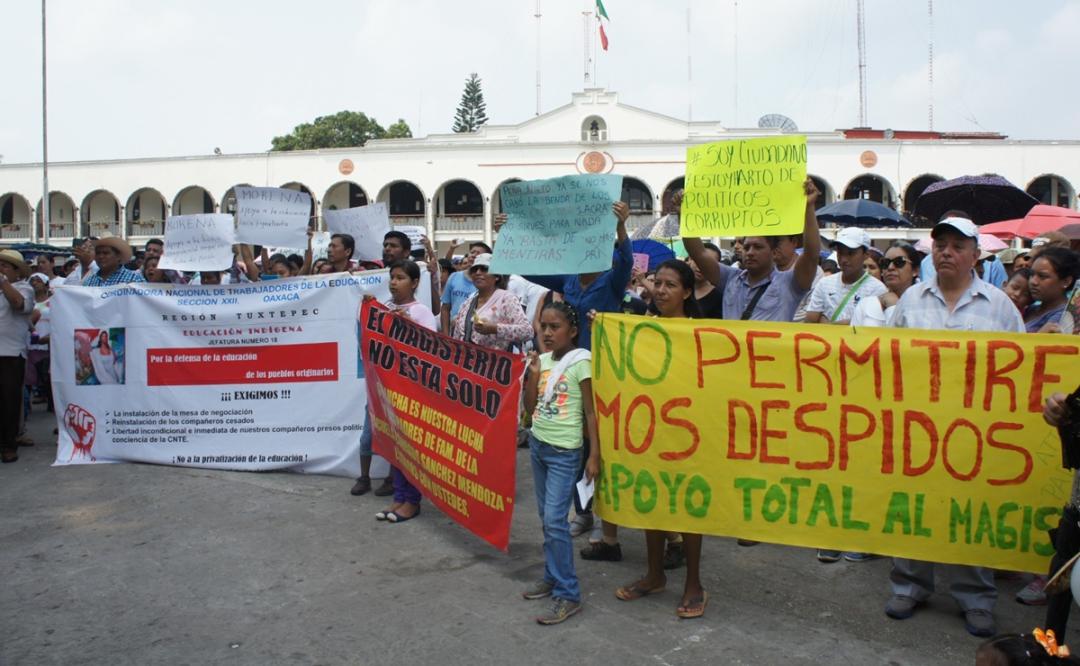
[1,88,1077,249]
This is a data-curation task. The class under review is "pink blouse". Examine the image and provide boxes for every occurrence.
[451,289,533,350]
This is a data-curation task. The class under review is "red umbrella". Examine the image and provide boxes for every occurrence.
[980,205,1080,240]
[1059,223,1080,241]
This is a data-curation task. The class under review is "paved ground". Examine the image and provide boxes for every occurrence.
[2,408,1074,665]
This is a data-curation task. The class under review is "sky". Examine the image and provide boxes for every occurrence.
[1,0,1078,165]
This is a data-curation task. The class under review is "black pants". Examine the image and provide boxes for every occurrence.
[1046,505,1080,636]
[0,356,26,453]
[34,354,53,413]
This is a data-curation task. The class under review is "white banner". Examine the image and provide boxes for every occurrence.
[234,186,311,248]
[324,203,390,262]
[49,270,428,477]
[159,214,237,271]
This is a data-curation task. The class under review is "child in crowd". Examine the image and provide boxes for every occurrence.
[371,259,436,524]
[976,630,1078,665]
[1004,268,1034,315]
[521,301,599,626]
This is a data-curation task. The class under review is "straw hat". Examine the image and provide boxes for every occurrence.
[0,249,30,276]
[95,234,133,262]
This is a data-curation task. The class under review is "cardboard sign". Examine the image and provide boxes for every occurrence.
[234,186,311,248]
[159,214,237,271]
[324,203,391,261]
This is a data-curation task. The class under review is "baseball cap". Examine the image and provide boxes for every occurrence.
[469,253,492,270]
[832,227,872,250]
[1032,231,1068,248]
[931,217,979,243]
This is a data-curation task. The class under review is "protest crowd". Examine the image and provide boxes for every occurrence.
[4,163,1080,662]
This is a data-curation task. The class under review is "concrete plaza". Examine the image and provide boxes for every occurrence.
[2,409,1071,665]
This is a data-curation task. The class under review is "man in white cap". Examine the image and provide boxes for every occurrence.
[0,249,34,463]
[83,236,145,286]
[884,216,1023,638]
[805,227,886,326]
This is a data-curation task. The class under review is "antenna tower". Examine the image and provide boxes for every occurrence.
[856,0,868,127]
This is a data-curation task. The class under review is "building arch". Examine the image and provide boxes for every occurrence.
[126,187,168,237]
[322,181,369,212]
[807,175,834,210]
[221,184,253,215]
[434,179,485,238]
[661,177,684,215]
[1027,174,1075,208]
[581,115,608,142]
[36,191,78,239]
[279,181,317,222]
[843,173,897,209]
[172,185,216,215]
[81,189,122,237]
[902,174,945,214]
[0,192,33,240]
[491,178,523,216]
[376,180,426,219]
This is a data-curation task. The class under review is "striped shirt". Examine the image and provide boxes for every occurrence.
[83,267,146,287]
[890,272,1024,333]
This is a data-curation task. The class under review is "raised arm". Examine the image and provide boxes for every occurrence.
[793,178,823,292]
[239,245,261,282]
[299,230,314,276]
[609,202,633,298]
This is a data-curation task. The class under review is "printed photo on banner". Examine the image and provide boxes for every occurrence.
[680,135,808,238]
[74,328,126,385]
[489,174,624,275]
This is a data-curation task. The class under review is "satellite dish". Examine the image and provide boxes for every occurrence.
[758,114,799,132]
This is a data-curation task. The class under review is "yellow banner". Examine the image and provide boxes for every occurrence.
[592,314,1080,572]
[680,135,808,238]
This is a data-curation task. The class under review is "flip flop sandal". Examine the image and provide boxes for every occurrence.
[615,582,666,601]
[387,507,421,523]
[375,510,391,521]
[676,591,709,619]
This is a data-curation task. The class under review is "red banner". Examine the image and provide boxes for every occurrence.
[360,301,524,551]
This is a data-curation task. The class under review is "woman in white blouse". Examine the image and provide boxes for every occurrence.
[90,330,123,385]
[851,243,921,328]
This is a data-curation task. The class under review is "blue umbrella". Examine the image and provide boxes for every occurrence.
[630,239,675,271]
[815,199,910,227]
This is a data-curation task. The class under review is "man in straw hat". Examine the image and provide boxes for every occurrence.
[83,235,144,286]
[0,249,35,463]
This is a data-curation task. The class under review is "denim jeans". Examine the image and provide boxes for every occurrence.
[529,434,583,603]
[359,409,373,458]
[392,467,421,505]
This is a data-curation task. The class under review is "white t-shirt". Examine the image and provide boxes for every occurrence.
[388,301,437,332]
[850,295,896,328]
[807,272,887,322]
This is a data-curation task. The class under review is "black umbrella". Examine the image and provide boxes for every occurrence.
[912,175,1038,225]
[815,199,911,227]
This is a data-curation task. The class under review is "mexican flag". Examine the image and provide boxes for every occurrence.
[596,0,610,50]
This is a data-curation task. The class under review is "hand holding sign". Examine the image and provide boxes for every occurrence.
[490,174,624,275]
[234,186,311,249]
[680,135,808,238]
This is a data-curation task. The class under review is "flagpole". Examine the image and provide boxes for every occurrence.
[535,0,542,115]
[687,3,693,122]
[41,0,50,244]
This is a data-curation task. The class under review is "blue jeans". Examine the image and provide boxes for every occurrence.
[529,434,583,603]
[359,409,373,458]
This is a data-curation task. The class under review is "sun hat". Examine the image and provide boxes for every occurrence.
[95,234,133,262]
[0,249,30,276]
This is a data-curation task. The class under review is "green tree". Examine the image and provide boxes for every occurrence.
[384,119,413,139]
[270,111,412,151]
[452,73,489,133]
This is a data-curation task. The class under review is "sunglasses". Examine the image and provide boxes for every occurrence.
[879,257,911,270]
[469,265,489,274]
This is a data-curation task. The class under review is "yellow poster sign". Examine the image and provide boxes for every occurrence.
[680,135,808,238]
[591,314,1080,572]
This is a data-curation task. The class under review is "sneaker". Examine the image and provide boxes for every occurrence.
[817,549,842,563]
[1016,577,1048,606]
[569,513,593,538]
[374,478,394,497]
[885,595,921,620]
[842,552,878,562]
[736,539,759,547]
[15,434,34,448]
[522,580,554,600]
[580,541,622,562]
[536,598,581,625]
[964,609,996,637]
[350,476,372,496]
